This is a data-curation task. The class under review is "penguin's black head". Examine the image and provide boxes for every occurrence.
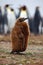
[18,18,28,22]
[11,8,14,11]
[22,6,27,10]
[36,6,39,11]
[19,5,27,10]
[5,4,9,8]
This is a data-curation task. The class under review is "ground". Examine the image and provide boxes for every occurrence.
[0,34,43,65]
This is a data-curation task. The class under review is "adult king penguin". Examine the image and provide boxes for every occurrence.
[9,8,16,31]
[5,4,16,32]
[3,5,9,34]
[18,5,30,35]
[18,5,29,27]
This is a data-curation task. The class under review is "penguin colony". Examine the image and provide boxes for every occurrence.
[0,5,43,34]
[0,4,16,34]
[11,18,30,53]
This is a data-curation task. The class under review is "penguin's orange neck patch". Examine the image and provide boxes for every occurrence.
[20,10,27,18]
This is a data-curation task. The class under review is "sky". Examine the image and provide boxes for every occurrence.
[0,0,43,17]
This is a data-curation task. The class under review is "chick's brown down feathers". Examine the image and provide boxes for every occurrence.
[11,18,30,52]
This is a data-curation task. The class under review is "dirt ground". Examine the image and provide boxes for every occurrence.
[0,34,43,65]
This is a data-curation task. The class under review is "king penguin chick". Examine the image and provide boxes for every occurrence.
[11,18,30,54]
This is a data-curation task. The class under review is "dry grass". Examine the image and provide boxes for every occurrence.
[0,34,43,65]
[0,34,11,42]
[0,34,43,45]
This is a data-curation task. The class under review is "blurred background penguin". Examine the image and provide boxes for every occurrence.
[4,4,16,33]
[17,5,30,27]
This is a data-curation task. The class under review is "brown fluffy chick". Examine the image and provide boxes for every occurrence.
[11,18,30,54]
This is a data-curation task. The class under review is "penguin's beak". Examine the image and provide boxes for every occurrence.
[22,18,28,21]
[19,18,28,22]
[24,18,28,20]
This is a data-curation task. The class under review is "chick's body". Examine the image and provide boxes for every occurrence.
[11,18,30,53]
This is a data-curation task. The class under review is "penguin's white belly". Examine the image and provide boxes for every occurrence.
[39,22,42,34]
[20,11,29,27]
[9,15,16,30]
[7,12,16,31]
[42,27,43,34]
[7,14,11,31]
[4,24,8,34]
[39,25,42,34]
